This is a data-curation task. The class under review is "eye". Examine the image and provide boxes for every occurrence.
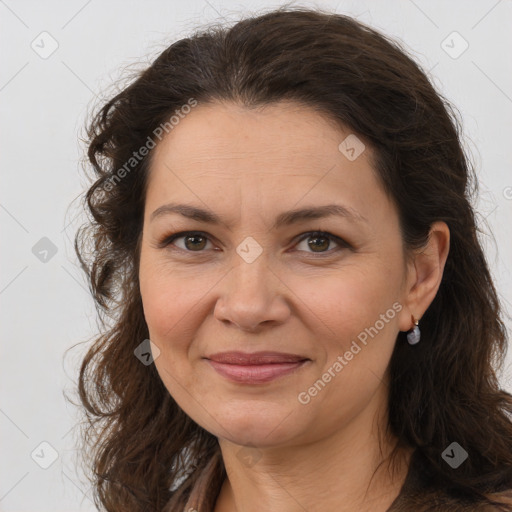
[158,230,350,256]
[159,231,215,252]
[294,231,349,255]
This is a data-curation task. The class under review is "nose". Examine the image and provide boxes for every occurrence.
[213,254,291,333]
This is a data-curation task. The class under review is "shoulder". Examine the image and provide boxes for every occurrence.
[398,449,512,511]
[433,488,512,511]
[481,489,512,510]
[391,488,512,511]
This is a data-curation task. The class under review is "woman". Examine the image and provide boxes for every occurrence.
[74,5,512,511]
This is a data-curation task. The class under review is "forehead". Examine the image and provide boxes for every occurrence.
[145,100,390,227]
[150,100,353,173]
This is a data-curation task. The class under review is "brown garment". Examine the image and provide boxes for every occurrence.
[164,447,512,512]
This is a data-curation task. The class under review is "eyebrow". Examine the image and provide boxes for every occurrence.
[150,202,368,229]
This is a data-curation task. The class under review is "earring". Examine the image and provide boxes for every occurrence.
[407,315,421,345]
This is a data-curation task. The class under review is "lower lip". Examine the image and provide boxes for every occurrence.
[206,360,309,384]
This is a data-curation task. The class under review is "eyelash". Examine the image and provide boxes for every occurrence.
[157,230,351,257]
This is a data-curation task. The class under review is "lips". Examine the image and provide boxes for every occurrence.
[204,351,310,384]
[206,351,309,365]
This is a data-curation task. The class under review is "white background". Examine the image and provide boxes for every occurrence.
[1,0,511,510]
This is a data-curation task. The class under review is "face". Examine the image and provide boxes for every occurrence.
[138,100,411,448]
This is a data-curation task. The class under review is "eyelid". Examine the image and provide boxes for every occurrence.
[157,230,351,255]
[293,231,350,254]
[156,230,216,251]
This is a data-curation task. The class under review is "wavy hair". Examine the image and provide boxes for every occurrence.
[72,5,512,511]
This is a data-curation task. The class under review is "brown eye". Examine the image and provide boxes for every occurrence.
[160,231,214,252]
[295,231,347,254]
[159,230,349,256]
[306,235,330,252]
[182,234,207,251]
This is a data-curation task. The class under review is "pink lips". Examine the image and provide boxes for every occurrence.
[205,351,310,384]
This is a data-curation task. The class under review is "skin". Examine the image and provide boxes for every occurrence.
[138,100,450,512]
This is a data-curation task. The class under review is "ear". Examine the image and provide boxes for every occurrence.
[398,221,450,332]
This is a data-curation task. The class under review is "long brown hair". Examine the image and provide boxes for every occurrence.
[71,5,512,510]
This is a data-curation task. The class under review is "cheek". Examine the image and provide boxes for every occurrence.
[139,269,204,404]
[139,261,209,345]
[289,263,401,340]
[291,272,400,439]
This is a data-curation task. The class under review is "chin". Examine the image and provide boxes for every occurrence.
[220,427,290,448]
[205,404,301,447]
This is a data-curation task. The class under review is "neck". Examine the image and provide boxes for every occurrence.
[214,385,414,512]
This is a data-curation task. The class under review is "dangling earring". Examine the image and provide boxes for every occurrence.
[407,315,421,345]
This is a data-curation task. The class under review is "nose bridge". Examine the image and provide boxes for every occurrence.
[214,248,290,331]
[232,248,272,296]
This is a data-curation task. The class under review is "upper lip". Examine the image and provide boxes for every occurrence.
[206,351,309,365]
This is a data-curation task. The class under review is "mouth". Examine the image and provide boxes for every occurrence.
[204,351,311,384]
